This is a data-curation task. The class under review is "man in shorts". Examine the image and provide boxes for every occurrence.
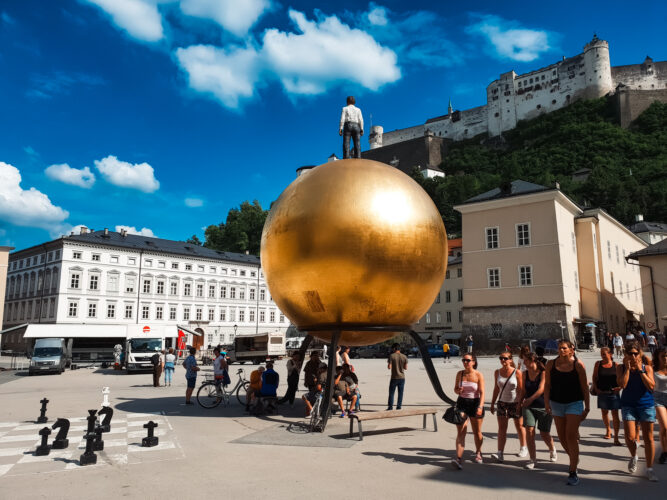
[613,333,624,359]
[443,343,451,363]
[183,347,200,405]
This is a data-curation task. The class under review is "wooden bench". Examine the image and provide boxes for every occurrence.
[348,407,439,441]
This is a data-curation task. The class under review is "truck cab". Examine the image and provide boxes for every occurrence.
[125,337,164,372]
[28,338,72,375]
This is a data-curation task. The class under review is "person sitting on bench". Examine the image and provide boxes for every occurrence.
[247,366,264,411]
[261,362,279,398]
[334,366,357,417]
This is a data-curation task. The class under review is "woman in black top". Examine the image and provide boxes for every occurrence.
[544,340,590,486]
[592,347,622,445]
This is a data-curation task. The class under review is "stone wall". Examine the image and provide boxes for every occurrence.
[462,303,573,352]
[613,87,667,127]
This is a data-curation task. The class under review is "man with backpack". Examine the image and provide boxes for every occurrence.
[151,350,163,387]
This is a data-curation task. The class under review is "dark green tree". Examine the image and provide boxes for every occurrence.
[202,200,268,255]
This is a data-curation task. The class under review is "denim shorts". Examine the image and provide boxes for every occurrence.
[597,392,621,410]
[654,392,667,409]
[549,399,584,417]
[621,406,656,423]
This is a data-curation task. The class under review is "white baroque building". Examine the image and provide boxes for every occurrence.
[1,228,288,350]
[370,36,667,147]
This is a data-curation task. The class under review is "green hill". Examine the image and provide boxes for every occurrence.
[410,97,667,235]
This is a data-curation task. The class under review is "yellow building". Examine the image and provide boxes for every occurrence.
[627,239,667,336]
[0,246,13,339]
[454,181,646,351]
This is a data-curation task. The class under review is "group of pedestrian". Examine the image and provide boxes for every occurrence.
[150,347,177,387]
[449,338,666,486]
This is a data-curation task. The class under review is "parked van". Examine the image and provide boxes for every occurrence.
[28,338,72,375]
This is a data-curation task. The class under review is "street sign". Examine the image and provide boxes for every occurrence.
[647,322,655,328]
[142,326,150,334]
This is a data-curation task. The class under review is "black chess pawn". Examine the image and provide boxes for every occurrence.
[51,418,70,449]
[92,426,104,452]
[141,421,159,447]
[79,432,97,466]
[37,397,49,424]
[35,426,51,456]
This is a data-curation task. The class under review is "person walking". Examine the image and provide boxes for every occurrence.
[544,339,589,486]
[652,348,667,464]
[517,345,530,372]
[617,341,657,481]
[490,350,528,462]
[521,353,557,469]
[151,350,163,387]
[467,335,474,354]
[443,343,451,363]
[341,346,352,367]
[647,332,658,358]
[212,347,228,386]
[592,347,622,445]
[339,96,363,159]
[278,352,302,407]
[613,333,624,360]
[183,347,200,405]
[387,343,408,410]
[164,347,176,386]
[451,353,485,469]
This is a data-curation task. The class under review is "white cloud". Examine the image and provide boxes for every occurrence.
[466,15,554,62]
[0,161,69,230]
[84,0,164,42]
[175,44,260,108]
[366,5,388,26]
[115,225,156,237]
[45,163,96,188]
[94,155,160,193]
[26,71,106,100]
[184,197,204,207]
[23,146,39,157]
[179,0,270,37]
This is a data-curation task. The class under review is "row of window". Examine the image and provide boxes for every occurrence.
[70,250,256,277]
[487,266,533,288]
[488,322,536,338]
[424,310,462,325]
[10,250,61,270]
[605,240,637,272]
[610,273,640,301]
[5,299,56,322]
[6,268,59,298]
[445,268,463,279]
[485,223,530,250]
[434,290,463,303]
[66,270,271,301]
[65,301,286,323]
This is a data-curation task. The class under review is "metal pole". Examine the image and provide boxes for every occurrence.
[319,330,341,430]
[409,329,456,405]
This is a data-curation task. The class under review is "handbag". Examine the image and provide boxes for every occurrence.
[443,372,467,425]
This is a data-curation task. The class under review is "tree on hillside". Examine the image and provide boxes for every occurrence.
[203,200,268,255]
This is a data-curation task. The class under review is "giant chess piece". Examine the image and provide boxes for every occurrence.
[101,387,110,407]
[79,431,97,466]
[141,421,158,447]
[85,409,97,434]
[37,397,49,423]
[98,406,113,433]
[92,425,104,452]
[35,426,51,456]
[51,418,70,449]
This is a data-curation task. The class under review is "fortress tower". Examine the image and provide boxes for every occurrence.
[583,35,614,99]
[369,125,383,149]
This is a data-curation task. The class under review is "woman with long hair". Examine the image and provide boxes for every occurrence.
[544,339,589,486]
[592,347,622,445]
[451,353,485,469]
[521,352,557,469]
[653,348,667,464]
[490,350,527,462]
[618,341,657,481]
[517,345,531,372]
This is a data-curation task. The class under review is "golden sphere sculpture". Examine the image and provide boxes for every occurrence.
[261,159,448,346]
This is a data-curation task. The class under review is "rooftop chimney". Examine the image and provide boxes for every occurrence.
[635,214,644,222]
[104,228,109,236]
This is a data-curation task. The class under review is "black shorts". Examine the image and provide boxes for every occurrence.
[456,397,484,419]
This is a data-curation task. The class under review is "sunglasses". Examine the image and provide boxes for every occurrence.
[627,352,640,357]
[499,356,510,361]
[462,359,473,363]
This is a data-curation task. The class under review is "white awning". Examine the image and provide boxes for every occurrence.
[23,324,128,339]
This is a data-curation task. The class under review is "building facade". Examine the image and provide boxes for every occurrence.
[454,181,646,351]
[628,239,667,335]
[1,229,288,350]
[369,36,667,148]
[0,246,13,338]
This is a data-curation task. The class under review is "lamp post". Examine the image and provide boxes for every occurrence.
[557,321,566,339]
[233,324,238,338]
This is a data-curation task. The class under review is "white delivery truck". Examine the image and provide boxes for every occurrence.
[227,332,286,365]
[28,338,72,375]
[125,325,178,373]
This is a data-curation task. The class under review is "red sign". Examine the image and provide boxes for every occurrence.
[177,329,186,350]
[143,326,150,334]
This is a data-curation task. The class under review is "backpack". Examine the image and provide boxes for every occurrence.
[151,353,160,366]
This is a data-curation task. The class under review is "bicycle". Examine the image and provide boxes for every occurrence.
[196,368,250,409]
[308,391,332,432]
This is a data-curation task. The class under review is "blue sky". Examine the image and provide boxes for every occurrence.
[1,0,665,250]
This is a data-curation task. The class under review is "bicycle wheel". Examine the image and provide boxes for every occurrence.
[236,381,250,406]
[197,382,222,409]
[309,396,322,431]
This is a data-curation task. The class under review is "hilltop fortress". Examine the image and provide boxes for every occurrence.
[369,36,667,149]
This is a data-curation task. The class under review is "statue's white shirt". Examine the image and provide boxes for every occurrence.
[339,105,363,132]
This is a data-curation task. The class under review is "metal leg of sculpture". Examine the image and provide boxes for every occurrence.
[409,330,456,405]
[297,334,313,368]
[319,330,341,431]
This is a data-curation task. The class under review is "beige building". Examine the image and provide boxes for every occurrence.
[0,247,12,332]
[454,181,646,351]
[628,239,667,335]
[415,256,464,344]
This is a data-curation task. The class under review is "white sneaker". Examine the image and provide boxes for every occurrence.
[524,461,536,470]
[491,451,504,463]
[647,468,658,482]
[628,456,638,474]
[550,450,558,462]
[518,446,528,458]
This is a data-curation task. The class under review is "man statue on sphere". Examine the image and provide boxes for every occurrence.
[339,96,364,159]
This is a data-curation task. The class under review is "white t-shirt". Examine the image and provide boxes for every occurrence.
[625,334,635,342]
[165,353,176,364]
[648,335,657,346]
[213,355,226,376]
[613,336,623,347]
[339,105,364,131]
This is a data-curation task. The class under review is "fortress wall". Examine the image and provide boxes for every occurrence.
[382,124,425,146]
[614,88,667,127]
